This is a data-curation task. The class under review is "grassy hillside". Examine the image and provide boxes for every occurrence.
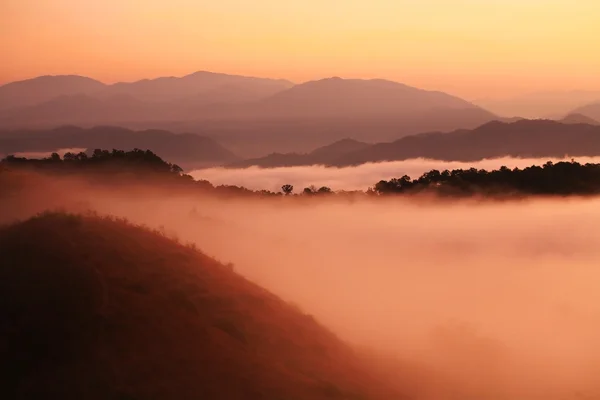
[0,212,405,400]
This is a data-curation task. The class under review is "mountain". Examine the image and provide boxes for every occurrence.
[0,75,106,110]
[0,94,165,127]
[229,138,371,168]
[560,113,600,125]
[0,75,498,155]
[105,70,294,103]
[253,77,493,119]
[309,138,371,158]
[569,102,600,122]
[179,78,497,157]
[337,119,600,165]
[0,126,238,169]
[474,90,600,119]
[230,119,600,167]
[0,212,407,399]
[0,72,293,125]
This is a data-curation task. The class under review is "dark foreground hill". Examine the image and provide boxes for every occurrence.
[0,212,406,400]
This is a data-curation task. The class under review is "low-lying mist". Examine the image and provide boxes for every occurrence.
[6,180,600,399]
[191,156,600,192]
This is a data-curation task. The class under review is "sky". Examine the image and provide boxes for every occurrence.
[2,0,600,98]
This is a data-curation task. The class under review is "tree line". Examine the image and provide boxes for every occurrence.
[3,150,600,197]
[373,160,600,196]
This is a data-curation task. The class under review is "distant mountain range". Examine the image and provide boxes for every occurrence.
[0,73,504,157]
[570,102,600,123]
[0,72,293,111]
[248,77,487,118]
[474,90,600,119]
[8,72,600,163]
[0,73,495,134]
[0,75,106,110]
[0,126,238,169]
[229,119,600,168]
[560,113,599,125]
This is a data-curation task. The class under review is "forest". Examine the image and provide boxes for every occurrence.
[3,150,600,197]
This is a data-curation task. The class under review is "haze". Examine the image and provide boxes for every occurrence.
[5,180,600,399]
[191,156,600,192]
[3,0,600,98]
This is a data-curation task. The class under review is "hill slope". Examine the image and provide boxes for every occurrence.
[0,212,406,400]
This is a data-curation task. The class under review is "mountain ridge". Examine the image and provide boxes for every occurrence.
[227,119,600,168]
[0,125,238,169]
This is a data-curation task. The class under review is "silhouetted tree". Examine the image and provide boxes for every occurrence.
[281,184,294,195]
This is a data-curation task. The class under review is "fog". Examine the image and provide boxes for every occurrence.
[6,181,600,399]
[191,156,600,192]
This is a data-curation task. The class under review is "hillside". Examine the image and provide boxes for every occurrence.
[230,119,600,167]
[0,212,407,400]
[0,126,238,169]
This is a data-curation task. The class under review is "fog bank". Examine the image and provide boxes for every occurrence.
[87,193,600,399]
[191,156,600,192]
[5,180,600,399]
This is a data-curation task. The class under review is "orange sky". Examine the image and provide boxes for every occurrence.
[2,0,600,99]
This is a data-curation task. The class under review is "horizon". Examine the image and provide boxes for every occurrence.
[3,0,600,99]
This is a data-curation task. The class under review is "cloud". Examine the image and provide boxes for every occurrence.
[7,173,600,398]
[190,156,600,192]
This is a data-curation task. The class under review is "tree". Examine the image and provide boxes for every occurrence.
[317,186,332,194]
[302,185,319,195]
[281,184,294,195]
